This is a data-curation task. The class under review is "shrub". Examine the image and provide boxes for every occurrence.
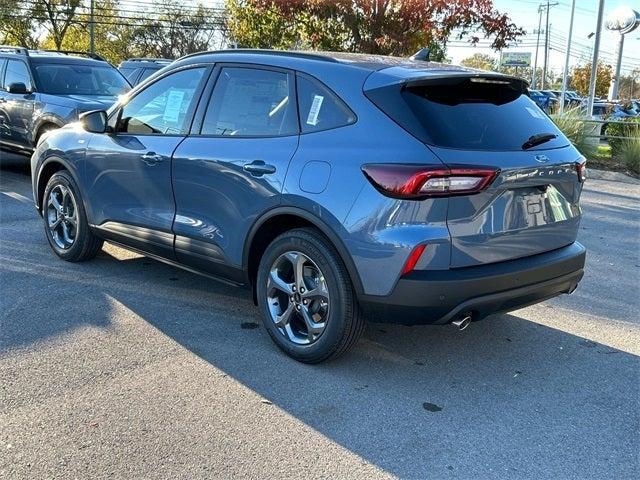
[607,117,640,156]
[619,137,640,174]
[551,109,596,157]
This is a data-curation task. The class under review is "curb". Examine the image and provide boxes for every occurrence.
[587,168,640,185]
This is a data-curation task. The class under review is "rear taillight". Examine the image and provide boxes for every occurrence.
[576,161,587,182]
[361,164,499,199]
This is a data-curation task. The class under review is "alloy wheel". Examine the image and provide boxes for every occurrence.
[46,184,78,250]
[266,251,330,345]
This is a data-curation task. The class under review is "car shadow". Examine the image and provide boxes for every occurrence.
[8,248,633,478]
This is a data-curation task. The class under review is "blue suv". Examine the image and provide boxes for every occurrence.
[31,50,586,363]
[0,46,130,156]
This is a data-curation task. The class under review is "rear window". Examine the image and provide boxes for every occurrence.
[367,77,569,151]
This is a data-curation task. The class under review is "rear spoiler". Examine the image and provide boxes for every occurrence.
[401,73,529,93]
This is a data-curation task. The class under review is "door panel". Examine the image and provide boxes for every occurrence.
[84,134,182,257]
[172,136,298,271]
[0,59,35,148]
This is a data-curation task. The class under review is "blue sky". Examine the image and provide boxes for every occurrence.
[447,0,640,75]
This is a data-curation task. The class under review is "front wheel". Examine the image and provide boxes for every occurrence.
[256,228,364,363]
[43,171,103,262]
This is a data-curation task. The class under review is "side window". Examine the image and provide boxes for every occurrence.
[118,67,205,135]
[296,74,355,133]
[202,67,297,137]
[4,60,32,91]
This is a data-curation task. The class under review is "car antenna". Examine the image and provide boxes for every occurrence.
[410,48,430,62]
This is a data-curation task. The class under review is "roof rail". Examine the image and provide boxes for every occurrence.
[0,45,29,56]
[34,49,107,62]
[125,57,172,63]
[181,48,340,64]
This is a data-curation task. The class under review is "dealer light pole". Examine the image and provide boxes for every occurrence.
[559,0,576,114]
[586,0,606,118]
[606,6,640,100]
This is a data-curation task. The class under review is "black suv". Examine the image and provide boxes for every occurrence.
[0,46,130,155]
[118,58,172,86]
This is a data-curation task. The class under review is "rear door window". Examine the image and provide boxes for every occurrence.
[120,67,141,82]
[296,74,356,133]
[202,67,297,137]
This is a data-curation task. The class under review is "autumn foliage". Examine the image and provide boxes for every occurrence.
[226,0,524,57]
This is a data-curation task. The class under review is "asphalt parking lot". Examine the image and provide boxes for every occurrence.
[1,150,639,479]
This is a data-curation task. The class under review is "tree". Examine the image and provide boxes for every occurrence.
[571,62,613,98]
[41,0,142,64]
[35,0,83,51]
[461,53,497,71]
[134,2,220,59]
[225,0,524,58]
[618,70,640,100]
[0,0,40,47]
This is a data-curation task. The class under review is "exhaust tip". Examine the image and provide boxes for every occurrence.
[452,315,472,331]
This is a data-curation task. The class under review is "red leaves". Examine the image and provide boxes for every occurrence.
[233,0,523,55]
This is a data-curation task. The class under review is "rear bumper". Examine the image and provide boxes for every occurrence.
[359,242,586,325]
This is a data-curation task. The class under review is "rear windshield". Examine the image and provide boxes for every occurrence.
[367,77,569,151]
[34,64,130,96]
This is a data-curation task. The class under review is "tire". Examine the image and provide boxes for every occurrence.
[256,228,364,363]
[42,170,103,262]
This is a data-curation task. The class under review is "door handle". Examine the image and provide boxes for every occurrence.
[243,160,276,177]
[141,152,163,166]
[0,98,6,104]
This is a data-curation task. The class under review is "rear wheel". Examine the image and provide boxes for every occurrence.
[43,171,103,262]
[256,228,364,363]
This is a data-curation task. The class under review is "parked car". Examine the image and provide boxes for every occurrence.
[528,89,551,112]
[118,58,172,86]
[0,46,130,156]
[31,50,587,363]
[539,90,560,111]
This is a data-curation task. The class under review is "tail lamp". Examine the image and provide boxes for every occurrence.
[361,164,499,199]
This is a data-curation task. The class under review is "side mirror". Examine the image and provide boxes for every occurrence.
[80,110,108,134]
[7,82,29,94]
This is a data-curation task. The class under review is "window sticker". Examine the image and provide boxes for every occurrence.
[163,89,186,123]
[306,94,324,126]
[526,106,545,119]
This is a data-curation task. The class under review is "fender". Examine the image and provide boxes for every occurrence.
[243,205,365,297]
[35,155,84,214]
[31,114,65,146]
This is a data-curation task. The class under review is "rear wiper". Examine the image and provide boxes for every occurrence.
[522,132,557,150]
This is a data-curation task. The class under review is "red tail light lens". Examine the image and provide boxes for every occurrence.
[361,164,499,199]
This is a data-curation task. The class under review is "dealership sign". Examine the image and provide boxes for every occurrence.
[500,52,531,67]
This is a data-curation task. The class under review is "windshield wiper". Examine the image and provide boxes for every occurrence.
[522,132,557,150]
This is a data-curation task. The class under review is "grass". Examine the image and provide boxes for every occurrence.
[552,110,639,177]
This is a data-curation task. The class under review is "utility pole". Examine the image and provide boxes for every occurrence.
[532,5,543,89]
[90,0,95,55]
[560,0,577,113]
[542,1,559,90]
[587,0,606,117]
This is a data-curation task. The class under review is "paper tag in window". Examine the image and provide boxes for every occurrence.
[306,95,324,126]
[163,90,185,123]
[526,106,545,119]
